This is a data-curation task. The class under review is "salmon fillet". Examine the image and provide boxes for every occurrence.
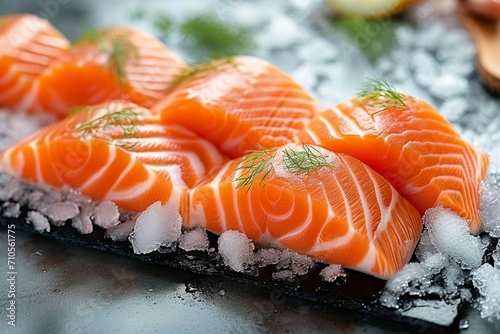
[153,56,321,158]
[185,143,423,279]
[35,27,187,118]
[297,96,490,234]
[0,14,69,112]
[0,101,228,212]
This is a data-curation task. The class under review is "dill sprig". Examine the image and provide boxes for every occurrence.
[73,29,139,84]
[282,144,335,173]
[325,17,398,64]
[169,57,236,89]
[130,9,146,21]
[68,105,88,116]
[357,77,410,114]
[179,13,255,63]
[235,144,334,191]
[153,13,174,40]
[74,107,142,148]
[235,147,277,192]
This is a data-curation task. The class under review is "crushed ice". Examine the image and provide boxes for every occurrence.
[217,230,256,273]
[179,227,210,252]
[130,201,182,254]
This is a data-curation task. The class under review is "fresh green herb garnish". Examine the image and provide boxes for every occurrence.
[357,76,410,114]
[73,29,139,84]
[326,17,398,64]
[282,144,335,174]
[235,144,334,191]
[68,105,88,116]
[74,107,142,148]
[179,13,255,62]
[235,147,278,192]
[130,9,146,20]
[169,57,236,89]
[128,10,256,63]
[153,13,174,40]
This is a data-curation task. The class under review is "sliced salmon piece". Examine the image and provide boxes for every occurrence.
[0,101,228,212]
[152,56,321,158]
[0,14,69,112]
[185,144,423,279]
[297,97,490,234]
[36,27,187,118]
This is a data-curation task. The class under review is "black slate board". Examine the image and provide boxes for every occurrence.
[0,210,463,333]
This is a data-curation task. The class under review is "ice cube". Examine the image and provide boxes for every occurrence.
[41,201,80,223]
[276,249,315,276]
[480,173,500,238]
[217,230,256,272]
[71,204,94,235]
[439,97,469,122]
[93,201,120,229]
[272,269,295,282]
[2,202,20,218]
[440,60,474,78]
[414,22,447,52]
[105,220,136,242]
[130,201,182,254]
[429,74,469,100]
[472,264,500,323]
[26,211,50,233]
[259,13,303,49]
[41,191,63,204]
[380,262,429,308]
[414,228,438,262]
[291,64,317,92]
[399,299,459,327]
[256,248,281,267]
[297,38,339,64]
[395,25,415,47]
[319,264,347,283]
[178,227,210,252]
[423,207,483,269]
[420,252,448,274]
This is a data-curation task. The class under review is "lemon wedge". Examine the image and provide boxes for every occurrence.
[324,0,415,18]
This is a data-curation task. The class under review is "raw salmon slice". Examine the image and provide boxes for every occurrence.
[185,143,423,279]
[0,101,228,212]
[0,14,69,111]
[152,56,321,158]
[36,27,187,118]
[297,91,489,235]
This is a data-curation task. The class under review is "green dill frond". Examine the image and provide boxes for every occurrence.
[130,9,146,20]
[235,147,277,192]
[73,29,139,84]
[153,13,174,40]
[170,56,236,89]
[179,13,255,62]
[357,76,410,114]
[325,17,398,64]
[282,144,334,174]
[74,107,142,146]
[68,105,89,116]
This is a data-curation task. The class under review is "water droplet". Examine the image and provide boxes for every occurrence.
[185,283,199,293]
[53,288,60,293]
[147,288,154,292]
[459,319,469,329]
